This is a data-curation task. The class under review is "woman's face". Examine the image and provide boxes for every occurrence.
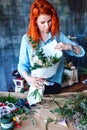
[36,14,52,33]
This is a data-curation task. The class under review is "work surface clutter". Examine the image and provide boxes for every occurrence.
[0,92,87,130]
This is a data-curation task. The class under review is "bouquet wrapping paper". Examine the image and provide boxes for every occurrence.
[27,39,63,106]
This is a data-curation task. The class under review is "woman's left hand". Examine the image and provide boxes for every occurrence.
[54,42,70,51]
[54,42,81,54]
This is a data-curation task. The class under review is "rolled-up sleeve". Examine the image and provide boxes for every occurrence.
[59,32,85,57]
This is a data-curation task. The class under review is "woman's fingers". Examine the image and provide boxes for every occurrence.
[34,78,45,89]
[54,42,64,50]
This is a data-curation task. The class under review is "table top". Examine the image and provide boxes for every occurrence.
[0,92,86,130]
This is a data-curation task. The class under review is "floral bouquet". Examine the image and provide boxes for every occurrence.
[27,39,63,106]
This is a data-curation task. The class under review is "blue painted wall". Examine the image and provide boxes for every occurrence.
[0,0,87,91]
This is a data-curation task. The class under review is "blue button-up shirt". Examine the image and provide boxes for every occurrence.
[18,32,85,85]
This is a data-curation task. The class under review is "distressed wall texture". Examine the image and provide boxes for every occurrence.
[0,0,87,91]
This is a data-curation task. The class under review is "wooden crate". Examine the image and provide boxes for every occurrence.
[62,69,78,88]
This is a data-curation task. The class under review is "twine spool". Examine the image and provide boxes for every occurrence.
[1,114,14,130]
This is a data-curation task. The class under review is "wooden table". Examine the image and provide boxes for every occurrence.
[0,92,86,130]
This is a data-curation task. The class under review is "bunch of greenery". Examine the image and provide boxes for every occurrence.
[50,93,87,130]
[29,36,62,70]
[0,93,35,125]
[29,36,62,104]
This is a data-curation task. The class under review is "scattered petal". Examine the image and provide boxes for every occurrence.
[58,119,68,128]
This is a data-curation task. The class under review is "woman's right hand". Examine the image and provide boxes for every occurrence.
[22,71,45,89]
[26,76,45,89]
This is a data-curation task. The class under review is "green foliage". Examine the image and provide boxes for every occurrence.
[36,48,47,63]
[50,93,87,130]
[0,93,35,125]
[31,48,61,70]
[29,36,37,48]
[62,72,69,82]
[30,63,43,70]
[36,47,61,68]
[29,89,42,101]
[29,36,62,70]
[0,93,17,103]
[79,67,87,75]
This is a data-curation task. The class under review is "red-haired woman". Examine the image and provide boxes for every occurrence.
[18,0,85,94]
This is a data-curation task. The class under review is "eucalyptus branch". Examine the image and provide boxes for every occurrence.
[50,97,61,108]
[45,117,55,130]
[24,107,35,125]
[29,36,62,70]
[49,93,87,130]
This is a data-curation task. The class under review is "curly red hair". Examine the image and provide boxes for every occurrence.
[27,0,60,45]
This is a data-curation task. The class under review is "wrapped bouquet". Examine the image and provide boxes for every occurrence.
[27,39,63,106]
